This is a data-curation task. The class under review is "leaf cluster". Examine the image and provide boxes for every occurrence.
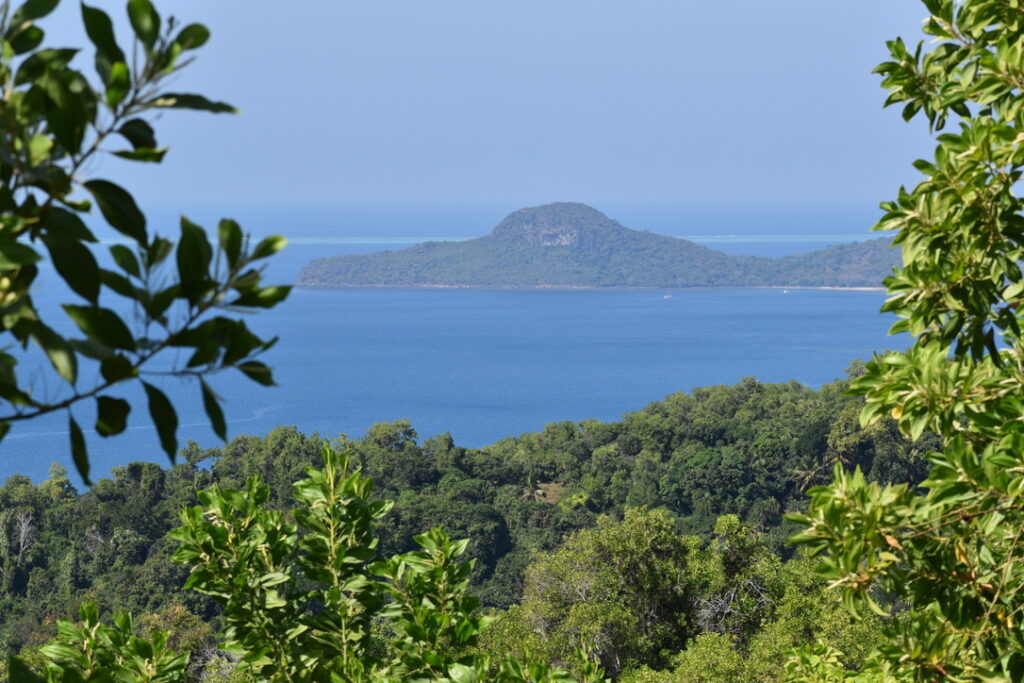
[789,0,1024,678]
[0,0,288,483]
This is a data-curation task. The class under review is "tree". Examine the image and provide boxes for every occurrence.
[790,0,1024,678]
[11,444,609,682]
[0,0,288,483]
[483,508,703,677]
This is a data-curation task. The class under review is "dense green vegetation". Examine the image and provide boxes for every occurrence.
[785,0,1024,678]
[10,0,1024,678]
[296,203,898,289]
[0,373,932,679]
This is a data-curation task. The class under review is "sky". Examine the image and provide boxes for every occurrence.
[41,1,933,210]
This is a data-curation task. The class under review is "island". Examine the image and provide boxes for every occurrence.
[296,202,899,289]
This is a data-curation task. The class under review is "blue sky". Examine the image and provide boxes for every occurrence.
[43,1,932,208]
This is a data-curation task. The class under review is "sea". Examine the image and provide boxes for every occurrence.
[0,202,905,485]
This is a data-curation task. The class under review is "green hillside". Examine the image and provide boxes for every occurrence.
[296,203,898,288]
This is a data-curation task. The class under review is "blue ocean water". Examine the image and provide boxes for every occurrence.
[0,204,903,484]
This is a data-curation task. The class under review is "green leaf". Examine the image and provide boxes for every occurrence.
[252,235,287,260]
[145,285,179,319]
[27,133,53,165]
[0,240,40,268]
[218,218,242,266]
[127,0,160,49]
[109,244,140,277]
[69,415,91,485]
[145,236,172,267]
[177,216,212,304]
[84,180,147,242]
[70,338,113,361]
[7,655,46,683]
[118,118,157,150]
[264,589,286,609]
[100,354,134,383]
[142,381,177,460]
[95,396,130,436]
[99,269,137,298]
[41,70,94,153]
[231,285,291,308]
[14,48,77,85]
[112,147,167,162]
[29,322,77,384]
[200,380,227,440]
[113,610,132,633]
[62,305,136,351]
[8,24,44,54]
[237,361,275,386]
[80,3,125,64]
[44,237,100,303]
[105,60,130,108]
[449,663,478,683]
[11,0,59,23]
[174,23,210,50]
[146,92,237,114]
[42,207,97,242]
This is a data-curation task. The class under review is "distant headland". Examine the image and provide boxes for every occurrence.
[295,202,898,289]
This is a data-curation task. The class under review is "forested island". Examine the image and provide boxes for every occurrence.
[296,203,899,289]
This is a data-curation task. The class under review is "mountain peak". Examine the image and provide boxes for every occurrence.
[490,202,622,246]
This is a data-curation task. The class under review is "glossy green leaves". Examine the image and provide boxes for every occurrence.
[168,445,603,682]
[18,603,188,681]
[143,382,177,460]
[68,415,88,485]
[11,0,60,24]
[0,0,290,483]
[127,0,159,49]
[62,305,135,351]
[789,1,1024,678]
[200,380,225,440]
[176,216,211,305]
[84,180,146,242]
[95,395,129,437]
[146,92,237,114]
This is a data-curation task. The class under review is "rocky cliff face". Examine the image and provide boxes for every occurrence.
[490,202,622,246]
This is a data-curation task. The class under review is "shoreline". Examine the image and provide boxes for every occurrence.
[295,282,887,292]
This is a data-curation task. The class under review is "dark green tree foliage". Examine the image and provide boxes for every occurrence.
[18,447,609,683]
[0,374,929,662]
[494,508,702,676]
[296,202,898,289]
[0,0,288,484]
[13,449,881,683]
[483,513,882,682]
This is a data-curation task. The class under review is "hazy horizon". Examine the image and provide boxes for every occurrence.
[38,2,932,209]
[126,199,890,243]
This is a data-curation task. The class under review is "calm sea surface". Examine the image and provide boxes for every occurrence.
[0,204,904,484]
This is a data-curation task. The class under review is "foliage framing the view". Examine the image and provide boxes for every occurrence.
[0,0,288,483]
[789,0,1024,679]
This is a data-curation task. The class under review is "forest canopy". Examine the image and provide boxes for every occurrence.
[0,373,930,680]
